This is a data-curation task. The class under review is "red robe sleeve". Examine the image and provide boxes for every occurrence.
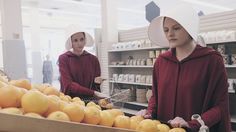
[58,55,94,96]
[147,58,158,116]
[188,54,231,132]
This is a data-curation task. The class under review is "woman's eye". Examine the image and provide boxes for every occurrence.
[164,29,168,33]
[174,27,181,30]
[73,39,78,42]
[80,38,84,41]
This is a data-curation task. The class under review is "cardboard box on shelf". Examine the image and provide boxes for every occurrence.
[0,113,134,132]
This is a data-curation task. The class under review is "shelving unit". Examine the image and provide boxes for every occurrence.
[108,46,163,52]
[108,65,153,68]
[110,80,152,86]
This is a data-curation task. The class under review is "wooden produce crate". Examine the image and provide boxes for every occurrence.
[0,113,135,132]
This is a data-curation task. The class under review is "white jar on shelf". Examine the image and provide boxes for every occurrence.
[129,74,135,82]
[149,51,156,58]
[118,74,124,82]
[123,74,129,82]
[113,74,118,81]
[136,75,141,83]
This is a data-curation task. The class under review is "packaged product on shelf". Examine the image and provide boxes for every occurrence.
[146,58,153,66]
[123,74,129,82]
[136,75,141,83]
[132,60,137,65]
[118,74,124,82]
[136,59,141,65]
[113,74,118,81]
[128,74,135,82]
[217,45,225,54]
[136,87,148,103]
[149,51,156,58]
[222,54,230,65]
[231,54,236,65]
[140,76,146,83]
[140,59,146,66]
[156,50,161,58]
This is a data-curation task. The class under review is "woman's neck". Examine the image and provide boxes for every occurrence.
[72,50,84,56]
[176,40,196,61]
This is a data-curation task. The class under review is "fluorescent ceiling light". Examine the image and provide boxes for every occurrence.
[22,6,100,18]
[55,0,144,14]
[182,0,233,11]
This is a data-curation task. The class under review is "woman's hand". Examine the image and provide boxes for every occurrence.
[168,117,189,128]
[136,109,152,119]
[94,77,106,84]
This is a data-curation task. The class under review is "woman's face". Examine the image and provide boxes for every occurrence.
[71,32,86,53]
[163,17,192,48]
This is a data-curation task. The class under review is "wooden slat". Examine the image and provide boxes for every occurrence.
[0,113,134,132]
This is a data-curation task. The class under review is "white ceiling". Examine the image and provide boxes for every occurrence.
[20,0,236,30]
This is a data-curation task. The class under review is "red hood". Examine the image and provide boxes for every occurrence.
[64,50,90,57]
[160,45,221,63]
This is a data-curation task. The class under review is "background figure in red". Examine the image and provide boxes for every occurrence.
[58,30,108,103]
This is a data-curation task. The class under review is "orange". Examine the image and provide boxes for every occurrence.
[86,101,96,107]
[107,109,124,118]
[32,84,50,92]
[99,110,114,127]
[87,105,101,110]
[72,97,81,102]
[98,99,109,107]
[157,123,170,132]
[44,95,61,116]
[0,81,7,88]
[21,91,49,115]
[60,95,71,103]
[113,115,130,129]
[136,119,158,132]
[47,111,70,121]
[0,107,23,115]
[58,100,69,111]
[169,128,186,132]
[104,103,113,109]
[130,115,144,130]
[24,112,44,119]
[153,120,161,125]
[10,79,31,90]
[15,86,28,107]
[43,86,60,96]
[63,103,85,123]
[0,85,20,108]
[71,100,85,107]
[83,107,101,125]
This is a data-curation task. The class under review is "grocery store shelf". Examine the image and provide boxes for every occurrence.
[225,65,236,68]
[229,89,235,94]
[126,101,148,107]
[206,40,236,45]
[110,80,152,86]
[108,65,153,68]
[120,108,138,116]
[108,46,164,52]
[232,115,236,123]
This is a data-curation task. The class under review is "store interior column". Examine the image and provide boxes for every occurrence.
[29,1,43,83]
[100,0,118,95]
[0,0,27,79]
